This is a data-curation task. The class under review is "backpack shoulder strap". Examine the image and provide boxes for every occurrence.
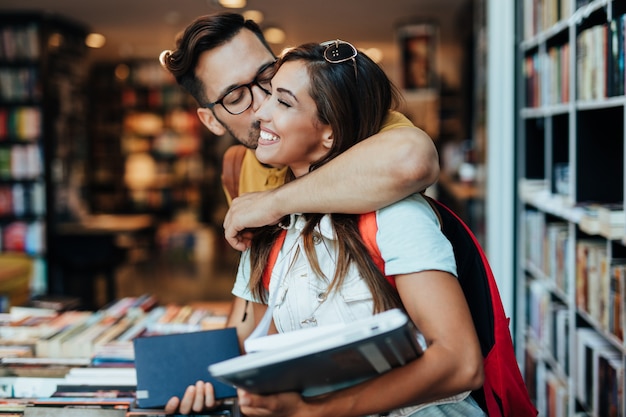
[358,212,385,274]
[357,212,397,287]
[222,144,247,201]
[262,230,288,290]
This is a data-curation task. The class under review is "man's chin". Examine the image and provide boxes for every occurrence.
[240,132,259,149]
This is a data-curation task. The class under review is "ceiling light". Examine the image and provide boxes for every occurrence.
[48,33,63,48]
[115,64,130,81]
[218,0,246,8]
[85,33,106,49]
[242,10,264,24]
[263,27,286,45]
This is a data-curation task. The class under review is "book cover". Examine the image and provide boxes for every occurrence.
[133,327,240,408]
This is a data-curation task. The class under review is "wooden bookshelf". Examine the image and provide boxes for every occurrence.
[87,60,225,225]
[0,12,90,303]
[515,0,626,415]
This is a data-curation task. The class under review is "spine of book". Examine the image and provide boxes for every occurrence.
[116,306,166,342]
[44,312,99,358]
[61,312,108,358]
[92,317,136,350]
[35,311,92,357]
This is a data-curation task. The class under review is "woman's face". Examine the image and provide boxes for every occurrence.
[254,60,333,177]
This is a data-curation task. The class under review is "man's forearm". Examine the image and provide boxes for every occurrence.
[273,126,438,214]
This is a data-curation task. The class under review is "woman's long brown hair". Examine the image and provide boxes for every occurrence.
[249,43,403,313]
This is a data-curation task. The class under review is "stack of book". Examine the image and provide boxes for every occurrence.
[0,295,231,410]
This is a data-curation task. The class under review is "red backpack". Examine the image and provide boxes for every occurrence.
[357,198,537,417]
[222,145,537,417]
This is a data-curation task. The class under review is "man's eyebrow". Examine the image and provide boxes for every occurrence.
[215,60,276,99]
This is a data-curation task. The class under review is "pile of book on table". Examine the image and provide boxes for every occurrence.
[0,294,236,416]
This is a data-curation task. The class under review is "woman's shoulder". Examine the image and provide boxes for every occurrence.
[375,193,440,228]
[379,192,433,213]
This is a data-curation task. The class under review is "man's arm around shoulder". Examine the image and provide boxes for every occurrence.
[224,125,439,250]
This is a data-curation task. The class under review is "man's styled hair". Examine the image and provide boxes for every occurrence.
[161,13,273,105]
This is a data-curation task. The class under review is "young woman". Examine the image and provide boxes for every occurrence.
[230,40,486,417]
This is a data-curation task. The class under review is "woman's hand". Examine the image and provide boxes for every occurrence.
[164,381,220,414]
[237,389,312,417]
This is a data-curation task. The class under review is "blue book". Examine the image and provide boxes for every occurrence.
[134,328,240,408]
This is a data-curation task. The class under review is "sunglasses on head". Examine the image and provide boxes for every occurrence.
[320,39,358,80]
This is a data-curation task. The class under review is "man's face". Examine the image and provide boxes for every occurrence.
[195,29,275,148]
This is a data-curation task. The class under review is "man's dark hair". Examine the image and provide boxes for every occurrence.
[161,13,273,105]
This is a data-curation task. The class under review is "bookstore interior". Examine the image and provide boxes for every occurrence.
[0,0,625,416]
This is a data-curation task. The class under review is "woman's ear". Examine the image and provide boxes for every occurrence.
[322,127,334,149]
[197,107,226,136]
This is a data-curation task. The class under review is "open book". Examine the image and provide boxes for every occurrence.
[208,308,424,397]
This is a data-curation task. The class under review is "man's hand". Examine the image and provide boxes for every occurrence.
[164,381,219,414]
[223,191,283,251]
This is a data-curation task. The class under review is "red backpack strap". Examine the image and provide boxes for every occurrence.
[357,212,396,288]
[222,144,247,201]
[261,214,397,290]
[262,230,287,290]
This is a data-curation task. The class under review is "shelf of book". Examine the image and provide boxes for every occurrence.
[87,60,225,225]
[0,12,92,301]
[516,0,626,416]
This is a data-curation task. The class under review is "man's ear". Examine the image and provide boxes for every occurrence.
[197,107,226,136]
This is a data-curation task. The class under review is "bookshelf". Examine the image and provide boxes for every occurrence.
[88,60,224,224]
[516,0,626,415]
[0,12,90,302]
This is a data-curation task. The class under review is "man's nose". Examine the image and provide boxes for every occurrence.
[254,94,271,120]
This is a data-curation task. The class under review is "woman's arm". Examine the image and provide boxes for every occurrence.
[237,270,484,417]
[224,126,439,250]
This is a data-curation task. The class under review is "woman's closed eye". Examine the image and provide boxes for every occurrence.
[278,98,292,108]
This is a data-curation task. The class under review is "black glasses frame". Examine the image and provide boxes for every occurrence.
[321,39,358,80]
[205,60,277,115]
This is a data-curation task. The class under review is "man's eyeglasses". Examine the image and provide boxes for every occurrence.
[321,39,358,80]
[205,60,277,115]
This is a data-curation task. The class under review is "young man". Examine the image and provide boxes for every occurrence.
[160,13,439,414]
